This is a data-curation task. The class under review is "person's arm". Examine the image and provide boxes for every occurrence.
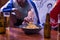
[0,0,10,12]
[24,9,34,23]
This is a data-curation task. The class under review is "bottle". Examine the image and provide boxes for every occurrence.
[58,14,60,32]
[0,13,6,34]
[3,12,10,27]
[44,13,51,38]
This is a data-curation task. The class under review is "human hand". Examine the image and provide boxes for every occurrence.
[22,16,33,25]
[24,16,33,22]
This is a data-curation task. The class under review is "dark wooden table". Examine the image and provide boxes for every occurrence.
[0,27,60,40]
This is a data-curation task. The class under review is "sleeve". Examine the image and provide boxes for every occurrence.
[0,0,14,12]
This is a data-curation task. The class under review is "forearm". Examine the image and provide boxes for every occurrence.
[24,9,34,22]
[28,9,34,19]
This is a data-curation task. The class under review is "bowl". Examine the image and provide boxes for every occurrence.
[21,24,42,34]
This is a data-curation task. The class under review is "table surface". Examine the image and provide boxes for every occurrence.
[0,27,60,40]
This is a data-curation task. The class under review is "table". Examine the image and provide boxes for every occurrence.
[0,27,60,40]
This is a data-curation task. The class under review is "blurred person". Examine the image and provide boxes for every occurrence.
[50,0,60,30]
[0,0,34,27]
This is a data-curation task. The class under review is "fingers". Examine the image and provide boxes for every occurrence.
[24,17,33,22]
[24,17,29,22]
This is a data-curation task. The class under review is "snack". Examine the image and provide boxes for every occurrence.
[23,22,39,29]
